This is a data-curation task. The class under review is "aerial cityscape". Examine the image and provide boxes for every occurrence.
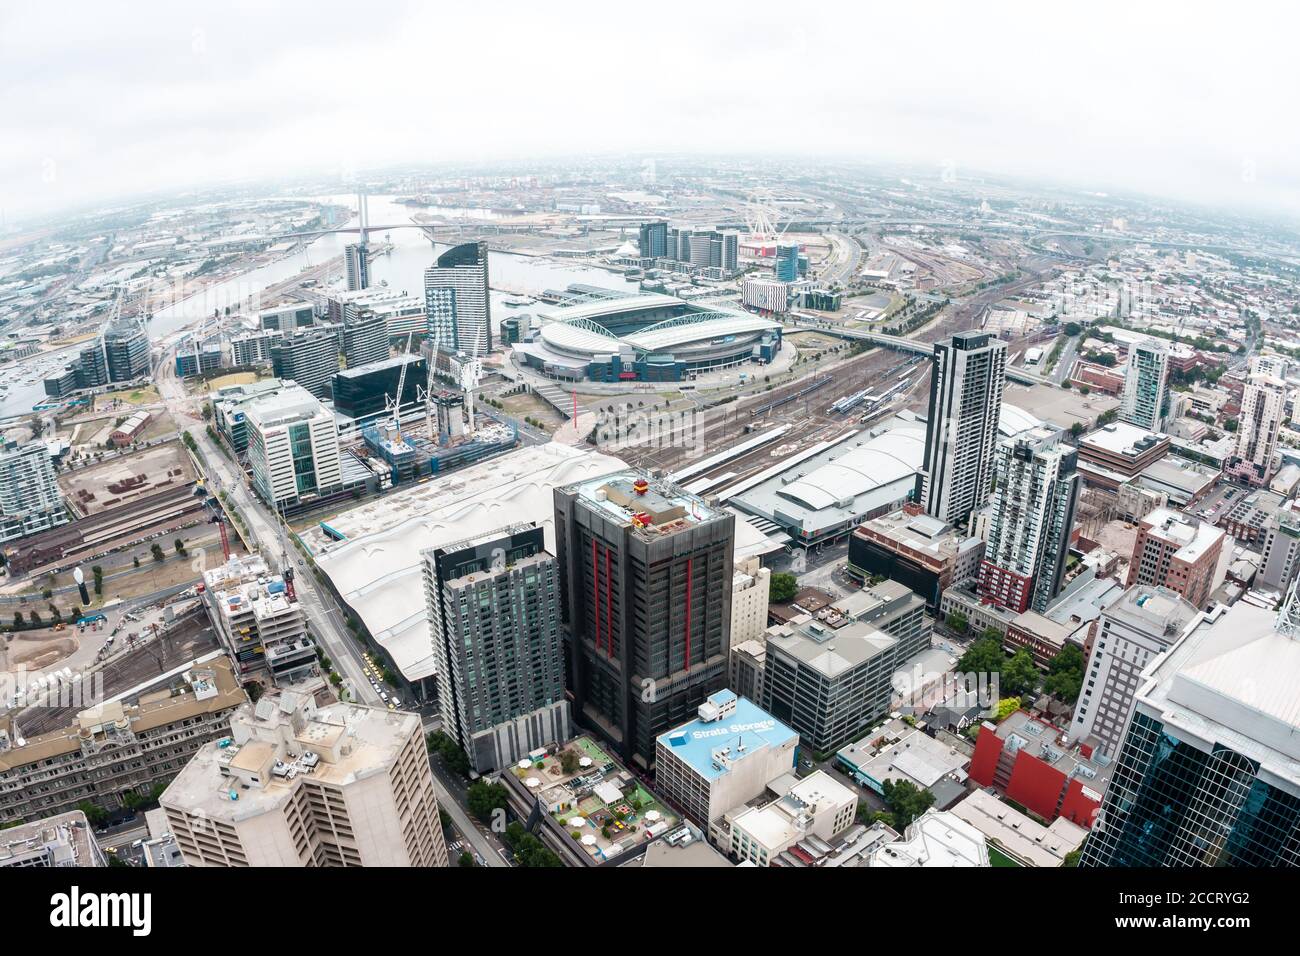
[0,0,1294,930]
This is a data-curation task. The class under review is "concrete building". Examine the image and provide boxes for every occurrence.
[1082,599,1300,867]
[1075,421,1169,490]
[729,639,766,705]
[424,241,492,357]
[211,377,286,452]
[0,440,68,544]
[950,789,1085,867]
[1225,372,1286,487]
[730,556,770,647]
[978,426,1080,614]
[555,472,735,768]
[654,690,798,843]
[917,331,1008,527]
[258,302,315,334]
[1004,610,1083,670]
[836,717,970,807]
[1125,507,1226,609]
[0,810,105,867]
[230,330,280,368]
[868,808,990,867]
[244,383,343,510]
[726,770,857,866]
[422,523,569,774]
[1068,586,1200,758]
[761,610,930,755]
[270,327,339,399]
[161,692,447,867]
[0,658,247,824]
[1116,479,1167,523]
[1119,337,1170,431]
[849,506,985,609]
[202,554,316,685]
[1259,505,1300,594]
[101,317,151,383]
[969,709,1109,827]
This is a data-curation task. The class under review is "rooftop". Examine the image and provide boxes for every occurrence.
[303,443,626,682]
[160,693,422,821]
[836,718,970,791]
[949,789,1086,867]
[869,807,990,867]
[0,810,102,867]
[766,615,899,679]
[657,690,797,782]
[1140,506,1225,563]
[572,471,725,538]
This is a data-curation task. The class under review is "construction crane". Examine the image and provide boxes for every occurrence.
[418,324,443,437]
[384,330,414,437]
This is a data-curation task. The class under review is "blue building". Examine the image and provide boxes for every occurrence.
[653,690,799,838]
[775,244,800,283]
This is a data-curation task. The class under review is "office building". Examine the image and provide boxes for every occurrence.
[917,331,1007,527]
[0,658,247,825]
[344,241,369,291]
[0,440,68,544]
[1226,372,1286,487]
[0,810,105,867]
[741,276,790,313]
[202,554,316,685]
[638,220,668,259]
[775,243,800,282]
[1082,599,1300,867]
[1119,338,1170,431]
[1259,505,1300,594]
[244,384,343,509]
[342,307,390,368]
[729,640,766,704]
[849,507,985,609]
[230,329,281,368]
[654,690,798,842]
[1067,586,1200,759]
[161,692,448,867]
[424,241,492,357]
[331,354,424,424]
[725,770,857,866]
[271,327,338,399]
[326,288,426,338]
[1125,507,1225,610]
[422,523,569,774]
[259,302,315,334]
[211,378,286,452]
[761,611,930,754]
[174,347,222,377]
[977,427,1080,614]
[554,472,735,769]
[102,317,151,382]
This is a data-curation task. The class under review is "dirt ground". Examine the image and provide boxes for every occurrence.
[6,632,80,670]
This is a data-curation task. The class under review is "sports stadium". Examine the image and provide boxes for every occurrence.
[511,290,784,383]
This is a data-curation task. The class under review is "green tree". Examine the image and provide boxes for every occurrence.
[151,543,165,563]
[1044,643,1085,703]
[881,779,936,831]
[466,781,510,823]
[956,636,1004,678]
[946,611,969,634]
[1001,648,1040,698]
[76,800,108,827]
[768,571,798,604]
[558,748,580,775]
[458,851,475,867]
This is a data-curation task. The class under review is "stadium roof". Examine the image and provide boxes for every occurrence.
[304,443,626,681]
[624,313,781,351]
[535,292,682,326]
[777,425,925,512]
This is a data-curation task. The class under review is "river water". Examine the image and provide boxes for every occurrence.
[3,195,639,418]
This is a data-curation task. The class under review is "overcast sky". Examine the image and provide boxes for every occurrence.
[3,0,1299,224]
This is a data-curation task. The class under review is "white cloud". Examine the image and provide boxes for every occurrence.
[2,0,1298,220]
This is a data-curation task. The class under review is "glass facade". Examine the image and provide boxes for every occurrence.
[1082,710,1300,867]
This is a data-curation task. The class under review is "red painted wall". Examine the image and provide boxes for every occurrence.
[969,723,1004,787]
[1005,750,1067,821]
[1059,778,1102,828]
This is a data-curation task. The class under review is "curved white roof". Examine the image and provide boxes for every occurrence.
[309,444,627,682]
[538,320,626,354]
[625,314,781,352]
[536,293,682,325]
[777,425,926,511]
[999,403,1042,438]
